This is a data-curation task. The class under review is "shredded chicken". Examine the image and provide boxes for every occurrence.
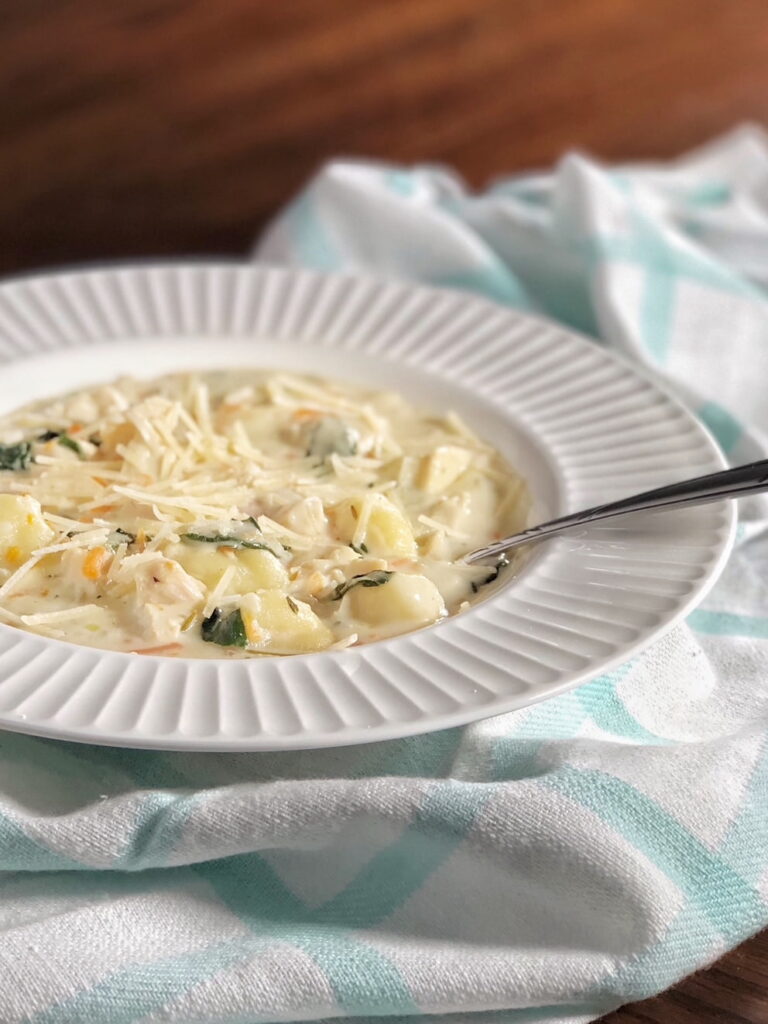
[0,370,528,655]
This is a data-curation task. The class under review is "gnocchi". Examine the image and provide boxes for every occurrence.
[332,494,417,558]
[342,573,446,638]
[0,494,53,567]
[0,371,528,655]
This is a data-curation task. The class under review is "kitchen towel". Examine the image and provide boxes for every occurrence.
[1,125,768,1023]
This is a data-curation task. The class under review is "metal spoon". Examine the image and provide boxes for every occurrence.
[464,458,768,564]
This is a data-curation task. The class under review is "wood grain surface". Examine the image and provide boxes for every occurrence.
[1,2,767,1021]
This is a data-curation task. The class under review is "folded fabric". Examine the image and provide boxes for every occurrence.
[1,127,767,1024]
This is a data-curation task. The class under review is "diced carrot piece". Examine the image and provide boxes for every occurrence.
[83,546,109,581]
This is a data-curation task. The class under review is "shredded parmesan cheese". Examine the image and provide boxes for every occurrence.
[204,565,236,618]
[21,604,103,626]
[0,370,528,656]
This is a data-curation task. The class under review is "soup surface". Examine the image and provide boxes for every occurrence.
[0,371,528,656]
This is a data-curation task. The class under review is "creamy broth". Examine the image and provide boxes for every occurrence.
[0,371,529,656]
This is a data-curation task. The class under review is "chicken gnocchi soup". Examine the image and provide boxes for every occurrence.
[0,372,529,656]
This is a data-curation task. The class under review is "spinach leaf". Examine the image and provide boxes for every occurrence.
[306,418,358,459]
[108,527,136,548]
[331,570,393,601]
[0,441,33,471]
[470,554,509,594]
[182,532,276,556]
[57,434,82,456]
[201,607,248,648]
[37,430,84,456]
[350,542,368,555]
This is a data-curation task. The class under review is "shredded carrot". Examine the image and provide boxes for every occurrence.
[69,423,83,435]
[292,408,321,422]
[82,546,109,581]
[89,504,115,518]
[130,643,183,656]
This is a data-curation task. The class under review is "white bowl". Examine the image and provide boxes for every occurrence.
[0,264,734,750]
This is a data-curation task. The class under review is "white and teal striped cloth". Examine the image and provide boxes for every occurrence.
[3,127,768,1023]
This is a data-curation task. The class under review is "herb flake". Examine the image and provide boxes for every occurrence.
[201,607,248,648]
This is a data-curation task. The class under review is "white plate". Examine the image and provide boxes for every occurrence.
[0,264,734,750]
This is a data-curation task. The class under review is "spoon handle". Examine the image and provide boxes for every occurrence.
[465,458,768,564]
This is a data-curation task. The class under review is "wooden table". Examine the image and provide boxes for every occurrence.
[2,2,767,1020]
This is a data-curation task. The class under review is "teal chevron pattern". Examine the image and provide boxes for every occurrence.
[3,126,768,1022]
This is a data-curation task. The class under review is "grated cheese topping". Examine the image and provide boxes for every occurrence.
[0,370,529,657]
